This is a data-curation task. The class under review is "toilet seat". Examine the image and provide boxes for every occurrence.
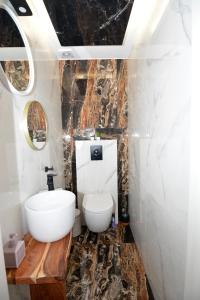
[83,193,113,214]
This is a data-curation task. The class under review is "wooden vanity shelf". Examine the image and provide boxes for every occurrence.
[6,232,72,300]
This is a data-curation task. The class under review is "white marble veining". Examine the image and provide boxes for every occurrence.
[0,74,25,300]
[128,0,191,299]
[14,59,64,206]
[0,0,64,296]
[184,2,200,298]
[0,48,63,300]
[130,0,191,61]
[151,0,191,45]
[75,140,118,223]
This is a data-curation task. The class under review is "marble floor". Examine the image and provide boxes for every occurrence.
[66,225,152,300]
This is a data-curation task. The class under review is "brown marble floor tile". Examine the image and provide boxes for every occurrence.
[73,226,98,246]
[97,227,121,245]
[66,243,96,299]
[66,226,149,300]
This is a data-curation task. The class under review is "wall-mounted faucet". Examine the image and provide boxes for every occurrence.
[45,166,57,191]
[47,174,57,191]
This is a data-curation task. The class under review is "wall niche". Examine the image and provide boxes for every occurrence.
[60,59,128,219]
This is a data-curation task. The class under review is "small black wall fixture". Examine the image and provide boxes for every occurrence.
[9,0,32,16]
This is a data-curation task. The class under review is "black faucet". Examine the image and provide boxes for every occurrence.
[45,166,54,173]
[45,166,57,191]
[47,173,57,191]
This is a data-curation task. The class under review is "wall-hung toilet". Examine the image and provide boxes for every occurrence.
[75,140,118,233]
[83,193,113,232]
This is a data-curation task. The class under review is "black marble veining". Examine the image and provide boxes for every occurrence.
[0,9,24,47]
[60,60,128,220]
[66,225,150,300]
[43,0,134,46]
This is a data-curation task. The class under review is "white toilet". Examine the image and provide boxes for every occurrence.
[82,193,113,232]
[75,140,118,232]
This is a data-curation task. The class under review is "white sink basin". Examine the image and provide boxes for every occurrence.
[24,190,76,243]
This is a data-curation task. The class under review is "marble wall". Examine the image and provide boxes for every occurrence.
[0,6,64,299]
[1,61,29,91]
[43,0,134,46]
[128,0,191,299]
[60,59,128,219]
[184,1,200,298]
[0,87,20,300]
[4,59,63,300]
[0,57,63,300]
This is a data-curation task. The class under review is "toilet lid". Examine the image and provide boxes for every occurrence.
[83,193,113,213]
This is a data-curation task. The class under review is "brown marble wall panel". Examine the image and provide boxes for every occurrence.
[60,59,128,219]
[1,61,29,91]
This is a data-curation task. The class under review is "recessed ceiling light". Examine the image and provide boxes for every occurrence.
[62,50,74,59]
[18,6,27,14]
[9,0,32,16]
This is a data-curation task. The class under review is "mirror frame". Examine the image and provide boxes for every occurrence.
[0,3,34,95]
[23,101,48,151]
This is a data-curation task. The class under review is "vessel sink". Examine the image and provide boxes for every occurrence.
[24,190,75,243]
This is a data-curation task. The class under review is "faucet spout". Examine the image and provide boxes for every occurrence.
[47,173,57,191]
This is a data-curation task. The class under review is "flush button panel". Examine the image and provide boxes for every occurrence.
[90,145,103,160]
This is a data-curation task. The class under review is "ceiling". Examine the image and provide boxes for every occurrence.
[0,7,24,47]
[0,0,170,60]
[43,0,134,47]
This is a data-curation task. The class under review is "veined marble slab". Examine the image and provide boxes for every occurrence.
[66,225,149,300]
[61,60,128,219]
[43,0,134,46]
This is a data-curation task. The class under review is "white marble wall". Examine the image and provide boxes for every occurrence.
[128,0,191,299]
[0,0,65,296]
[12,59,63,300]
[75,140,118,223]
[0,65,24,300]
[0,88,22,243]
[14,59,64,217]
[0,8,63,299]
[184,1,200,298]
[0,57,63,300]
[0,62,63,229]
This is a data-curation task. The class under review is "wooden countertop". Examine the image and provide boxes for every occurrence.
[6,232,72,285]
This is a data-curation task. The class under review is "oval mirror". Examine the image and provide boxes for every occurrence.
[0,4,34,95]
[23,101,47,150]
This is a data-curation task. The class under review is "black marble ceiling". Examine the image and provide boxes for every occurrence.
[0,8,24,47]
[43,0,134,46]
